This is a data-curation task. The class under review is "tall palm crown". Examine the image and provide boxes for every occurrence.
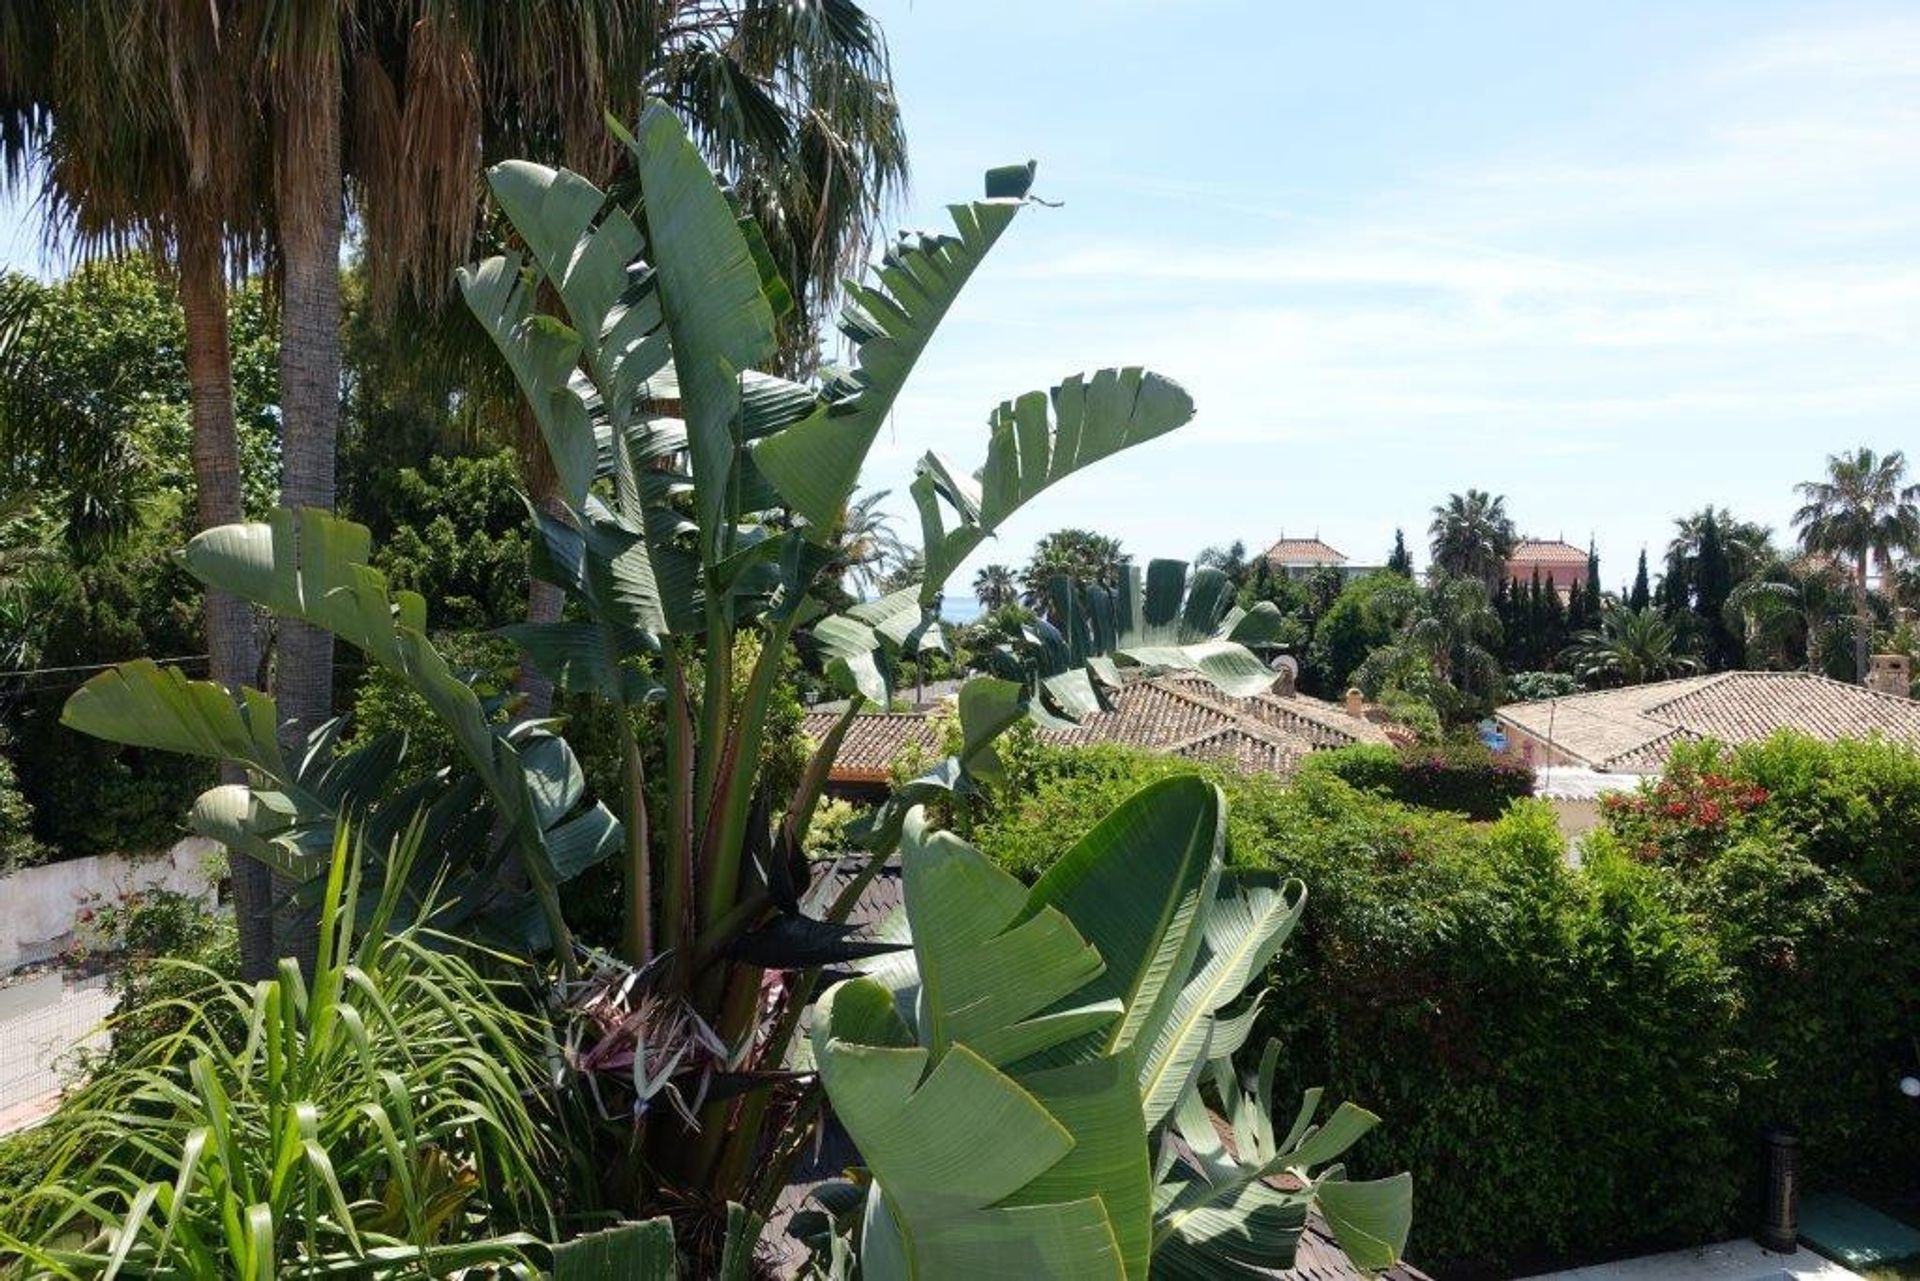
[1793,447,1920,680]
[1429,489,1517,591]
[1563,604,1702,688]
[831,488,908,598]
[973,562,1017,611]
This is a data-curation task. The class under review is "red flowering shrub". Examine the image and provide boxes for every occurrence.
[1598,763,1768,864]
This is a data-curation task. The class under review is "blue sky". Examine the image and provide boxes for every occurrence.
[853,0,1920,589]
[6,3,1917,592]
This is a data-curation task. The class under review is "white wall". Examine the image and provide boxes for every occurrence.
[0,839,221,972]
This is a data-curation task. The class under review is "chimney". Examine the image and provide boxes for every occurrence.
[1269,658,1298,697]
[1866,654,1913,698]
[1344,687,1365,718]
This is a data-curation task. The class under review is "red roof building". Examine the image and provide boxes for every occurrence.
[1506,539,1589,596]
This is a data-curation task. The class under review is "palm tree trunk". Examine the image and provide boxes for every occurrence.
[272,33,344,970]
[1854,553,1872,682]
[178,220,274,982]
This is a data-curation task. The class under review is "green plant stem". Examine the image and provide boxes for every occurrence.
[698,617,797,928]
[779,699,863,853]
[621,724,653,964]
[685,959,764,1189]
[694,605,733,838]
[744,1083,824,1218]
[660,649,696,967]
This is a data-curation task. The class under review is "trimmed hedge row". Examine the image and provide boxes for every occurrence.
[967,735,1919,1274]
[1298,741,1534,819]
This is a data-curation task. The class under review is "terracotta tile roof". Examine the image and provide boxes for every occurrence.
[1507,539,1590,566]
[1495,671,1920,772]
[803,675,1390,786]
[1263,537,1348,566]
[799,711,939,783]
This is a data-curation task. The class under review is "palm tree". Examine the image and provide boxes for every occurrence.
[1793,447,1920,681]
[1195,538,1252,588]
[1021,529,1127,616]
[1,3,281,976]
[973,563,1018,611]
[1428,489,1517,592]
[1354,573,1503,721]
[832,488,909,598]
[1563,605,1702,688]
[335,1,910,720]
[1726,555,1854,677]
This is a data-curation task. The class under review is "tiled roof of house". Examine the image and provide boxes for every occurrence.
[800,711,939,783]
[1507,539,1590,566]
[1495,670,1920,771]
[802,674,1389,785]
[1263,537,1348,565]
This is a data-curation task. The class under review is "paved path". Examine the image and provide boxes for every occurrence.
[0,971,114,1132]
[1520,1239,1862,1280]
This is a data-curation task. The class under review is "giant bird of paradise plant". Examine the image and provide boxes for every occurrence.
[61,104,1320,1255]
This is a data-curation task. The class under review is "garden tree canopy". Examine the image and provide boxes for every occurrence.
[62,107,1287,1247]
[1023,528,1129,616]
[1353,573,1502,725]
[1562,604,1702,688]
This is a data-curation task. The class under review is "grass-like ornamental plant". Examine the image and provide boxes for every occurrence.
[0,828,560,1277]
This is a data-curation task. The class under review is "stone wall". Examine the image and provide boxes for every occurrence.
[0,839,221,972]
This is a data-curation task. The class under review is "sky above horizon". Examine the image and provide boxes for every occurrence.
[852,0,1920,589]
[5,3,1917,592]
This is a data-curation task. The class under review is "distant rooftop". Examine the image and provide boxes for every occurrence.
[1263,537,1348,566]
[1508,539,1590,566]
[1496,670,1920,772]
[802,671,1392,786]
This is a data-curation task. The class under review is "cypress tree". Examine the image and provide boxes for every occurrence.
[1386,528,1413,577]
[1629,549,1651,612]
[1566,577,1587,636]
[1544,574,1569,660]
[1585,538,1603,625]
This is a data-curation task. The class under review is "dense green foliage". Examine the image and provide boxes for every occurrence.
[969,735,1919,1272]
[10,517,216,856]
[1595,734,1920,1198]
[1299,742,1534,820]
[84,883,240,1073]
[0,733,47,872]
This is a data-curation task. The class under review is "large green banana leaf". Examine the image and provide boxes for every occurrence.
[817,779,1410,1279]
[1137,876,1306,1128]
[752,173,1032,535]
[911,369,1194,606]
[815,808,1165,1279]
[68,508,619,955]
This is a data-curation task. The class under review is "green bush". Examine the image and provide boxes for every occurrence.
[84,884,239,1072]
[970,745,1750,1272]
[0,735,48,873]
[10,517,215,858]
[1597,733,1920,1200]
[1300,741,1534,819]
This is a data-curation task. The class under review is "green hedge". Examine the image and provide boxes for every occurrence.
[1594,735,1920,1199]
[1299,741,1534,819]
[968,736,1916,1273]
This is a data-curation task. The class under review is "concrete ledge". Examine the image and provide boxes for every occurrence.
[1520,1240,1862,1280]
